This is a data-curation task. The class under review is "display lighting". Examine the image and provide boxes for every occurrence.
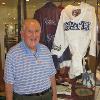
[2,2,6,5]
[8,13,10,16]
[78,2,80,5]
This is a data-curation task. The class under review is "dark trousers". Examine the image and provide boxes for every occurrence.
[13,90,52,100]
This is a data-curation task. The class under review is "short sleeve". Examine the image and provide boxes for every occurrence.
[48,52,57,77]
[4,53,15,84]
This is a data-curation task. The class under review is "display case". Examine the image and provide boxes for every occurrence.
[4,24,18,54]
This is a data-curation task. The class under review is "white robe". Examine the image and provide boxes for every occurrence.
[51,2,96,78]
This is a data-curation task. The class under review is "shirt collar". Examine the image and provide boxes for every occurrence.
[20,40,41,56]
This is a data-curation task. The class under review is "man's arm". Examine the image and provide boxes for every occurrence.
[50,75,58,100]
[5,83,13,100]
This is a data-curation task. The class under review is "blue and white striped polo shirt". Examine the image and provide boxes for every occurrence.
[4,41,56,94]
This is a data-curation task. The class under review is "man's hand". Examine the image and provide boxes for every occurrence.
[50,75,58,100]
[5,83,13,100]
[52,94,58,100]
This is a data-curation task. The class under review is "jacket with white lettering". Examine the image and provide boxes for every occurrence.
[34,2,61,50]
[34,2,72,69]
[52,2,96,78]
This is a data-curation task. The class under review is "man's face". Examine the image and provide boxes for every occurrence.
[21,20,41,50]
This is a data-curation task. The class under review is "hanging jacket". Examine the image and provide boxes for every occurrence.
[34,2,61,50]
[34,2,72,69]
[51,2,96,78]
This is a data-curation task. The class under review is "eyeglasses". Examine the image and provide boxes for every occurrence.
[21,29,41,36]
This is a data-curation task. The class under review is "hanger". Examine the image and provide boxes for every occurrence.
[58,0,64,8]
[72,0,82,5]
[60,0,63,6]
[73,0,87,4]
[44,0,54,6]
[46,0,53,3]
[84,0,86,3]
[71,0,82,17]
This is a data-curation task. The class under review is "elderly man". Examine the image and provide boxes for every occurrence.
[4,19,57,100]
